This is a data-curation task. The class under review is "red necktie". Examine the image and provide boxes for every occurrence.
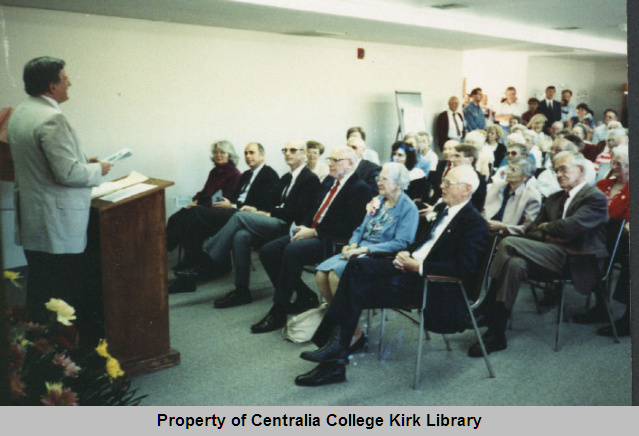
[443,162,452,177]
[453,112,461,136]
[312,181,340,228]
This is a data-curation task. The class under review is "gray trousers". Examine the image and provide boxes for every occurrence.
[489,237,566,310]
[203,211,288,288]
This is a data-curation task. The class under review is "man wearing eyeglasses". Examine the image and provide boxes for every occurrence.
[470,150,608,357]
[170,139,320,302]
[294,165,487,386]
[253,146,372,333]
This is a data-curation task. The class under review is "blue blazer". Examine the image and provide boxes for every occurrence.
[348,192,419,254]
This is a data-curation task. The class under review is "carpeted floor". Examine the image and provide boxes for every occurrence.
[131,252,631,406]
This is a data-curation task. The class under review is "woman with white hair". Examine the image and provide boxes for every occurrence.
[523,129,543,168]
[315,162,419,350]
[594,128,628,180]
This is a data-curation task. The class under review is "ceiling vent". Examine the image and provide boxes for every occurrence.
[431,3,468,10]
[553,26,581,31]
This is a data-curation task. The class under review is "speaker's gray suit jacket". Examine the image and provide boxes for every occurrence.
[8,96,102,254]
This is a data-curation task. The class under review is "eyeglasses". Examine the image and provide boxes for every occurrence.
[506,151,520,156]
[554,165,575,174]
[282,148,303,154]
[375,176,390,183]
[441,179,465,187]
[326,157,348,164]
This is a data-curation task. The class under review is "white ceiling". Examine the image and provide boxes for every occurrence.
[0,0,627,60]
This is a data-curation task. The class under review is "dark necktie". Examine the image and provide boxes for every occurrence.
[280,176,292,203]
[491,186,514,222]
[429,206,448,238]
[312,181,340,228]
[558,191,570,218]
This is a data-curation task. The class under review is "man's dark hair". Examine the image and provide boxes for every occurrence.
[528,97,540,105]
[470,87,482,96]
[604,108,619,118]
[23,56,65,97]
[564,133,584,152]
[346,126,366,141]
[455,143,479,165]
[562,89,573,96]
[546,86,556,91]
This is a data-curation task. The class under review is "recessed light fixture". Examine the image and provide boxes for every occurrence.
[431,3,468,10]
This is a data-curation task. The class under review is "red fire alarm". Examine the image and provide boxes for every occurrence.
[357,48,365,59]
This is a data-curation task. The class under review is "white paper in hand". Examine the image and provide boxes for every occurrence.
[103,148,133,163]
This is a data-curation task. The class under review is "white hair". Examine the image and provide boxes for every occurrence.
[382,162,411,190]
[507,132,526,146]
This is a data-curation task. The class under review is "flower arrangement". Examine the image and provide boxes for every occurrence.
[6,289,146,406]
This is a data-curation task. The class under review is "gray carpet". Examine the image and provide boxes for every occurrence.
[132,253,631,406]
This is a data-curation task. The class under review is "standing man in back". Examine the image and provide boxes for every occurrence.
[8,56,113,346]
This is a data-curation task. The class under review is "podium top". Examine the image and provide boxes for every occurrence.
[91,178,173,211]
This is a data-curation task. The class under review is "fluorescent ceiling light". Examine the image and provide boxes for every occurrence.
[231,0,626,55]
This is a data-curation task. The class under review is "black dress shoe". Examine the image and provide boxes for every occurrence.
[348,334,368,355]
[288,293,320,314]
[214,290,252,308]
[295,362,346,387]
[468,331,507,358]
[168,276,197,294]
[572,306,608,324]
[251,307,287,334]
[300,326,349,364]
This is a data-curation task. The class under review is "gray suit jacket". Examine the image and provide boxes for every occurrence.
[525,183,608,293]
[8,96,102,254]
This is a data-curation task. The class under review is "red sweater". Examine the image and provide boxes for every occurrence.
[596,178,629,222]
[193,163,241,206]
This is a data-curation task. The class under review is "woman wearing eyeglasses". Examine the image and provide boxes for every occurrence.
[315,162,419,351]
[306,140,329,182]
[483,157,541,235]
[166,140,241,256]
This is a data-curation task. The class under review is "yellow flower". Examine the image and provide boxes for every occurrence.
[95,339,111,358]
[3,270,22,288]
[44,298,76,326]
[106,357,124,380]
[45,381,64,393]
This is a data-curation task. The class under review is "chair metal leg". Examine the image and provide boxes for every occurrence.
[414,282,429,390]
[441,334,452,351]
[378,309,385,359]
[366,309,372,352]
[460,283,495,378]
[554,285,566,352]
[598,282,620,344]
[529,282,542,314]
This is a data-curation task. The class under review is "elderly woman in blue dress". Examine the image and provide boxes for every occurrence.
[315,162,419,349]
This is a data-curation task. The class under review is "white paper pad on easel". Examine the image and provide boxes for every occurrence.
[91,170,149,198]
[99,183,156,203]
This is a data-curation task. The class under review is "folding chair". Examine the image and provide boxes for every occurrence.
[373,234,499,389]
[528,218,625,351]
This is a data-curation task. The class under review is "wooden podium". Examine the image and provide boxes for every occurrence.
[88,178,180,376]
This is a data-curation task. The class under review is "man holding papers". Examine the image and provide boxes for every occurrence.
[8,56,112,348]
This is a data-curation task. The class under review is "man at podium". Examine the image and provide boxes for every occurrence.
[8,56,113,347]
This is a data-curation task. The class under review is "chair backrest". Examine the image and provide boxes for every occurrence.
[603,218,626,279]
[467,232,500,304]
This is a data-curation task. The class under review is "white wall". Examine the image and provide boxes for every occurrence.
[0,6,463,267]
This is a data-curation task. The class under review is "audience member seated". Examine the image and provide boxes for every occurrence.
[594,128,628,181]
[527,114,548,140]
[522,97,541,124]
[572,122,597,162]
[486,124,506,171]
[347,126,380,165]
[315,163,419,349]
[426,139,458,205]
[254,146,372,333]
[347,136,381,195]
[548,121,564,142]
[391,141,427,201]
[306,140,329,182]
[508,115,523,131]
[449,143,487,212]
[589,147,629,335]
[417,131,439,171]
[483,157,541,236]
[592,109,619,145]
[491,143,531,184]
[466,130,492,180]
[470,151,608,357]
[571,103,595,133]
[169,142,280,283]
[523,129,543,169]
[404,132,431,178]
[171,139,321,300]
[166,140,242,261]
[294,165,487,387]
